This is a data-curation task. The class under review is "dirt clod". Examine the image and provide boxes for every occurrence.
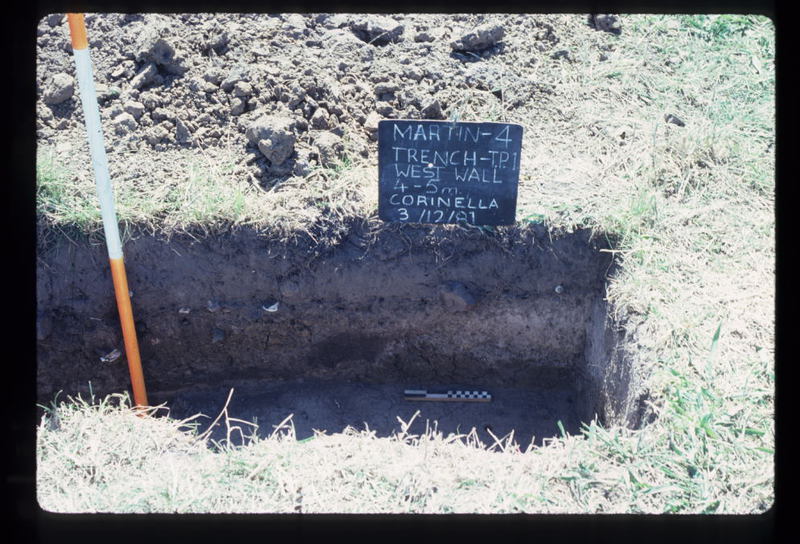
[123,101,146,119]
[349,15,404,46]
[450,23,505,52]
[42,73,74,105]
[420,98,443,119]
[313,131,344,167]
[112,112,137,135]
[590,14,622,35]
[130,62,159,90]
[134,25,188,75]
[246,113,297,165]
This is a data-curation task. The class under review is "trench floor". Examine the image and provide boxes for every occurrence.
[155,378,585,449]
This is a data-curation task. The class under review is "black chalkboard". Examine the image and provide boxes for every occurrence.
[378,120,523,225]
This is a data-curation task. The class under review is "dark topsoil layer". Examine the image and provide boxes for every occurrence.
[36,223,648,441]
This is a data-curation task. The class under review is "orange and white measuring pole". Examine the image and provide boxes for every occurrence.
[66,13,148,408]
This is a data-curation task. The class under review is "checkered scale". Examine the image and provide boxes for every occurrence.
[404,389,492,402]
[447,390,491,400]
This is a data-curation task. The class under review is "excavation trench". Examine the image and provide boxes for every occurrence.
[37,224,644,448]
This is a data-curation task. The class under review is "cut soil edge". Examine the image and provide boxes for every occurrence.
[36,223,649,447]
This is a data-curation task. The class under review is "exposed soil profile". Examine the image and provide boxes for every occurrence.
[37,223,646,446]
[34,13,653,446]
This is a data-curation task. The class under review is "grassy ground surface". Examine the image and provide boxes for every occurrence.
[36,14,775,513]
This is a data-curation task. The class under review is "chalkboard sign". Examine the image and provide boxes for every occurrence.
[378,120,523,225]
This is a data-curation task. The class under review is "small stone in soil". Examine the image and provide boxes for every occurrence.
[100,349,122,363]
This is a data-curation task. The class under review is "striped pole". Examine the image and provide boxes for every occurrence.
[66,13,148,408]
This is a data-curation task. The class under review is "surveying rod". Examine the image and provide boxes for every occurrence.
[66,13,148,407]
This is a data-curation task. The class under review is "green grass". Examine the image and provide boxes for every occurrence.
[36,148,103,234]
[36,142,377,245]
[36,13,774,513]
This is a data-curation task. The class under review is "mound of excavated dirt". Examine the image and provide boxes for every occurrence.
[36,13,615,185]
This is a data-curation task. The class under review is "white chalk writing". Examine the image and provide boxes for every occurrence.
[382,121,521,225]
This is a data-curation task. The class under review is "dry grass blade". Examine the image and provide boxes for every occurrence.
[195,388,235,444]
[269,413,296,440]
[395,410,421,443]
[484,426,519,453]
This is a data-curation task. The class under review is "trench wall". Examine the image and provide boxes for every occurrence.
[37,224,639,426]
